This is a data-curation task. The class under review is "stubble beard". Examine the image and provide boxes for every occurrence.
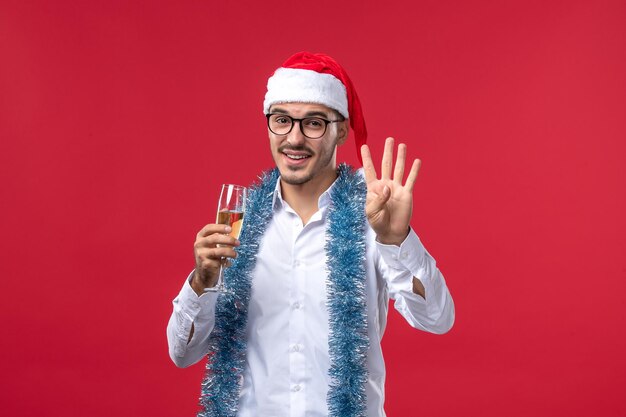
[278,146,336,186]
[280,169,315,185]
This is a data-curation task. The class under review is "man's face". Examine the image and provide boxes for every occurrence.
[268,102,348,186]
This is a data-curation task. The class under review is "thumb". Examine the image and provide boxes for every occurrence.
[381,185,391,203]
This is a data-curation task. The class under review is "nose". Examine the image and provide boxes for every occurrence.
[286,120,307,145]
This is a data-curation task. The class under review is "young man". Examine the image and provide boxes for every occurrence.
[167,52,455,417]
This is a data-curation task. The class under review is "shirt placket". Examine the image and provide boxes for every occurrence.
[289,215,307,417]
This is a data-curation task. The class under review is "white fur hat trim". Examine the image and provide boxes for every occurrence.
[263,68,349,118]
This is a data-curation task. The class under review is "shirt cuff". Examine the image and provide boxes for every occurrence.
[376,228,427,274]
[178,271,219,319]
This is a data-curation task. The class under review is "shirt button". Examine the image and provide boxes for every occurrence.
[293,302,302,309]
[291,384,301,392]
[401,252,408,260]
[291,344,302,352]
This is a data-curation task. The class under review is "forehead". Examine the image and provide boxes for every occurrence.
[269,102,335,117]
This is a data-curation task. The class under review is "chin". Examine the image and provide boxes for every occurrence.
[278,169,314,185]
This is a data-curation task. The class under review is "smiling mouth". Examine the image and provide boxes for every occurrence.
[284,153,310,160]
[281,148,313,161]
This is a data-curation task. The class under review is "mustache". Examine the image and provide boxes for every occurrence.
[278,145,314,155]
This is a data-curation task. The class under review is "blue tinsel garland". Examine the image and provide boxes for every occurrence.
[198,164,368,417]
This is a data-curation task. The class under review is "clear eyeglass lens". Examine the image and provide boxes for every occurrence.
[269,115,291,134]
[301,118,326,138]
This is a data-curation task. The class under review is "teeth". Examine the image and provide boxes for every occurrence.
[285,154,309,160]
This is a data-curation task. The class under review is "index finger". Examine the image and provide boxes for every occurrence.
[197,223,233,238]
[360,144,378,184]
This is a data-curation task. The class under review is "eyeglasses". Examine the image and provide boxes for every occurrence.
[266,113,343,139]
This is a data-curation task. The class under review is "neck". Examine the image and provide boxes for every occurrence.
[280,166,337,225]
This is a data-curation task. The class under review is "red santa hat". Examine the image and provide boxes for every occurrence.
[263,51,367,165]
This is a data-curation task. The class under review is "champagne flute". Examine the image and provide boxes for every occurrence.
[209,184,247,293]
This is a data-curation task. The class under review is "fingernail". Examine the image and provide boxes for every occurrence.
[225,226,232,232]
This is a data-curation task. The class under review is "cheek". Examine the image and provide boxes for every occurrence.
[269,136,282,152]
[317,144,337,163]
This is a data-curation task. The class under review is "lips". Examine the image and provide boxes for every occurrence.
[280,147,313,165]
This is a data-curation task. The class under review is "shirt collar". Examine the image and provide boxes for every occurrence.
[271,175,337,211]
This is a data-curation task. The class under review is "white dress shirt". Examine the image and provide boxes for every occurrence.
[167,173,454,417]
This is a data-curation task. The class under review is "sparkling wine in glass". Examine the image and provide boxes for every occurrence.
[209,184,247,292]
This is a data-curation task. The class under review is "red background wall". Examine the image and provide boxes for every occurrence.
[1,1,625,416]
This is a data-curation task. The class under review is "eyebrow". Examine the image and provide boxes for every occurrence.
[304,111,332,118]
[270,107,331,119]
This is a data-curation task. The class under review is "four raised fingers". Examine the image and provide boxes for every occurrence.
[361,138,420,189]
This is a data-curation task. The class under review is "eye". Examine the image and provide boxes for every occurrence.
[274,116,290,125]
[303,118,325,129]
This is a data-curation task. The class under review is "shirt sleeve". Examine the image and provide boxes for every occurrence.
[376,229,455,334]
[166,271,219,367]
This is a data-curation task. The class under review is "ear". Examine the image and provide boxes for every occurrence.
[336,120,350,146]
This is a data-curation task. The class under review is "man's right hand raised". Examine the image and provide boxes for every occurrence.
[191,224,240,296]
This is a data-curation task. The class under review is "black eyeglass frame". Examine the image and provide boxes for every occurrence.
[265,113,344,139]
